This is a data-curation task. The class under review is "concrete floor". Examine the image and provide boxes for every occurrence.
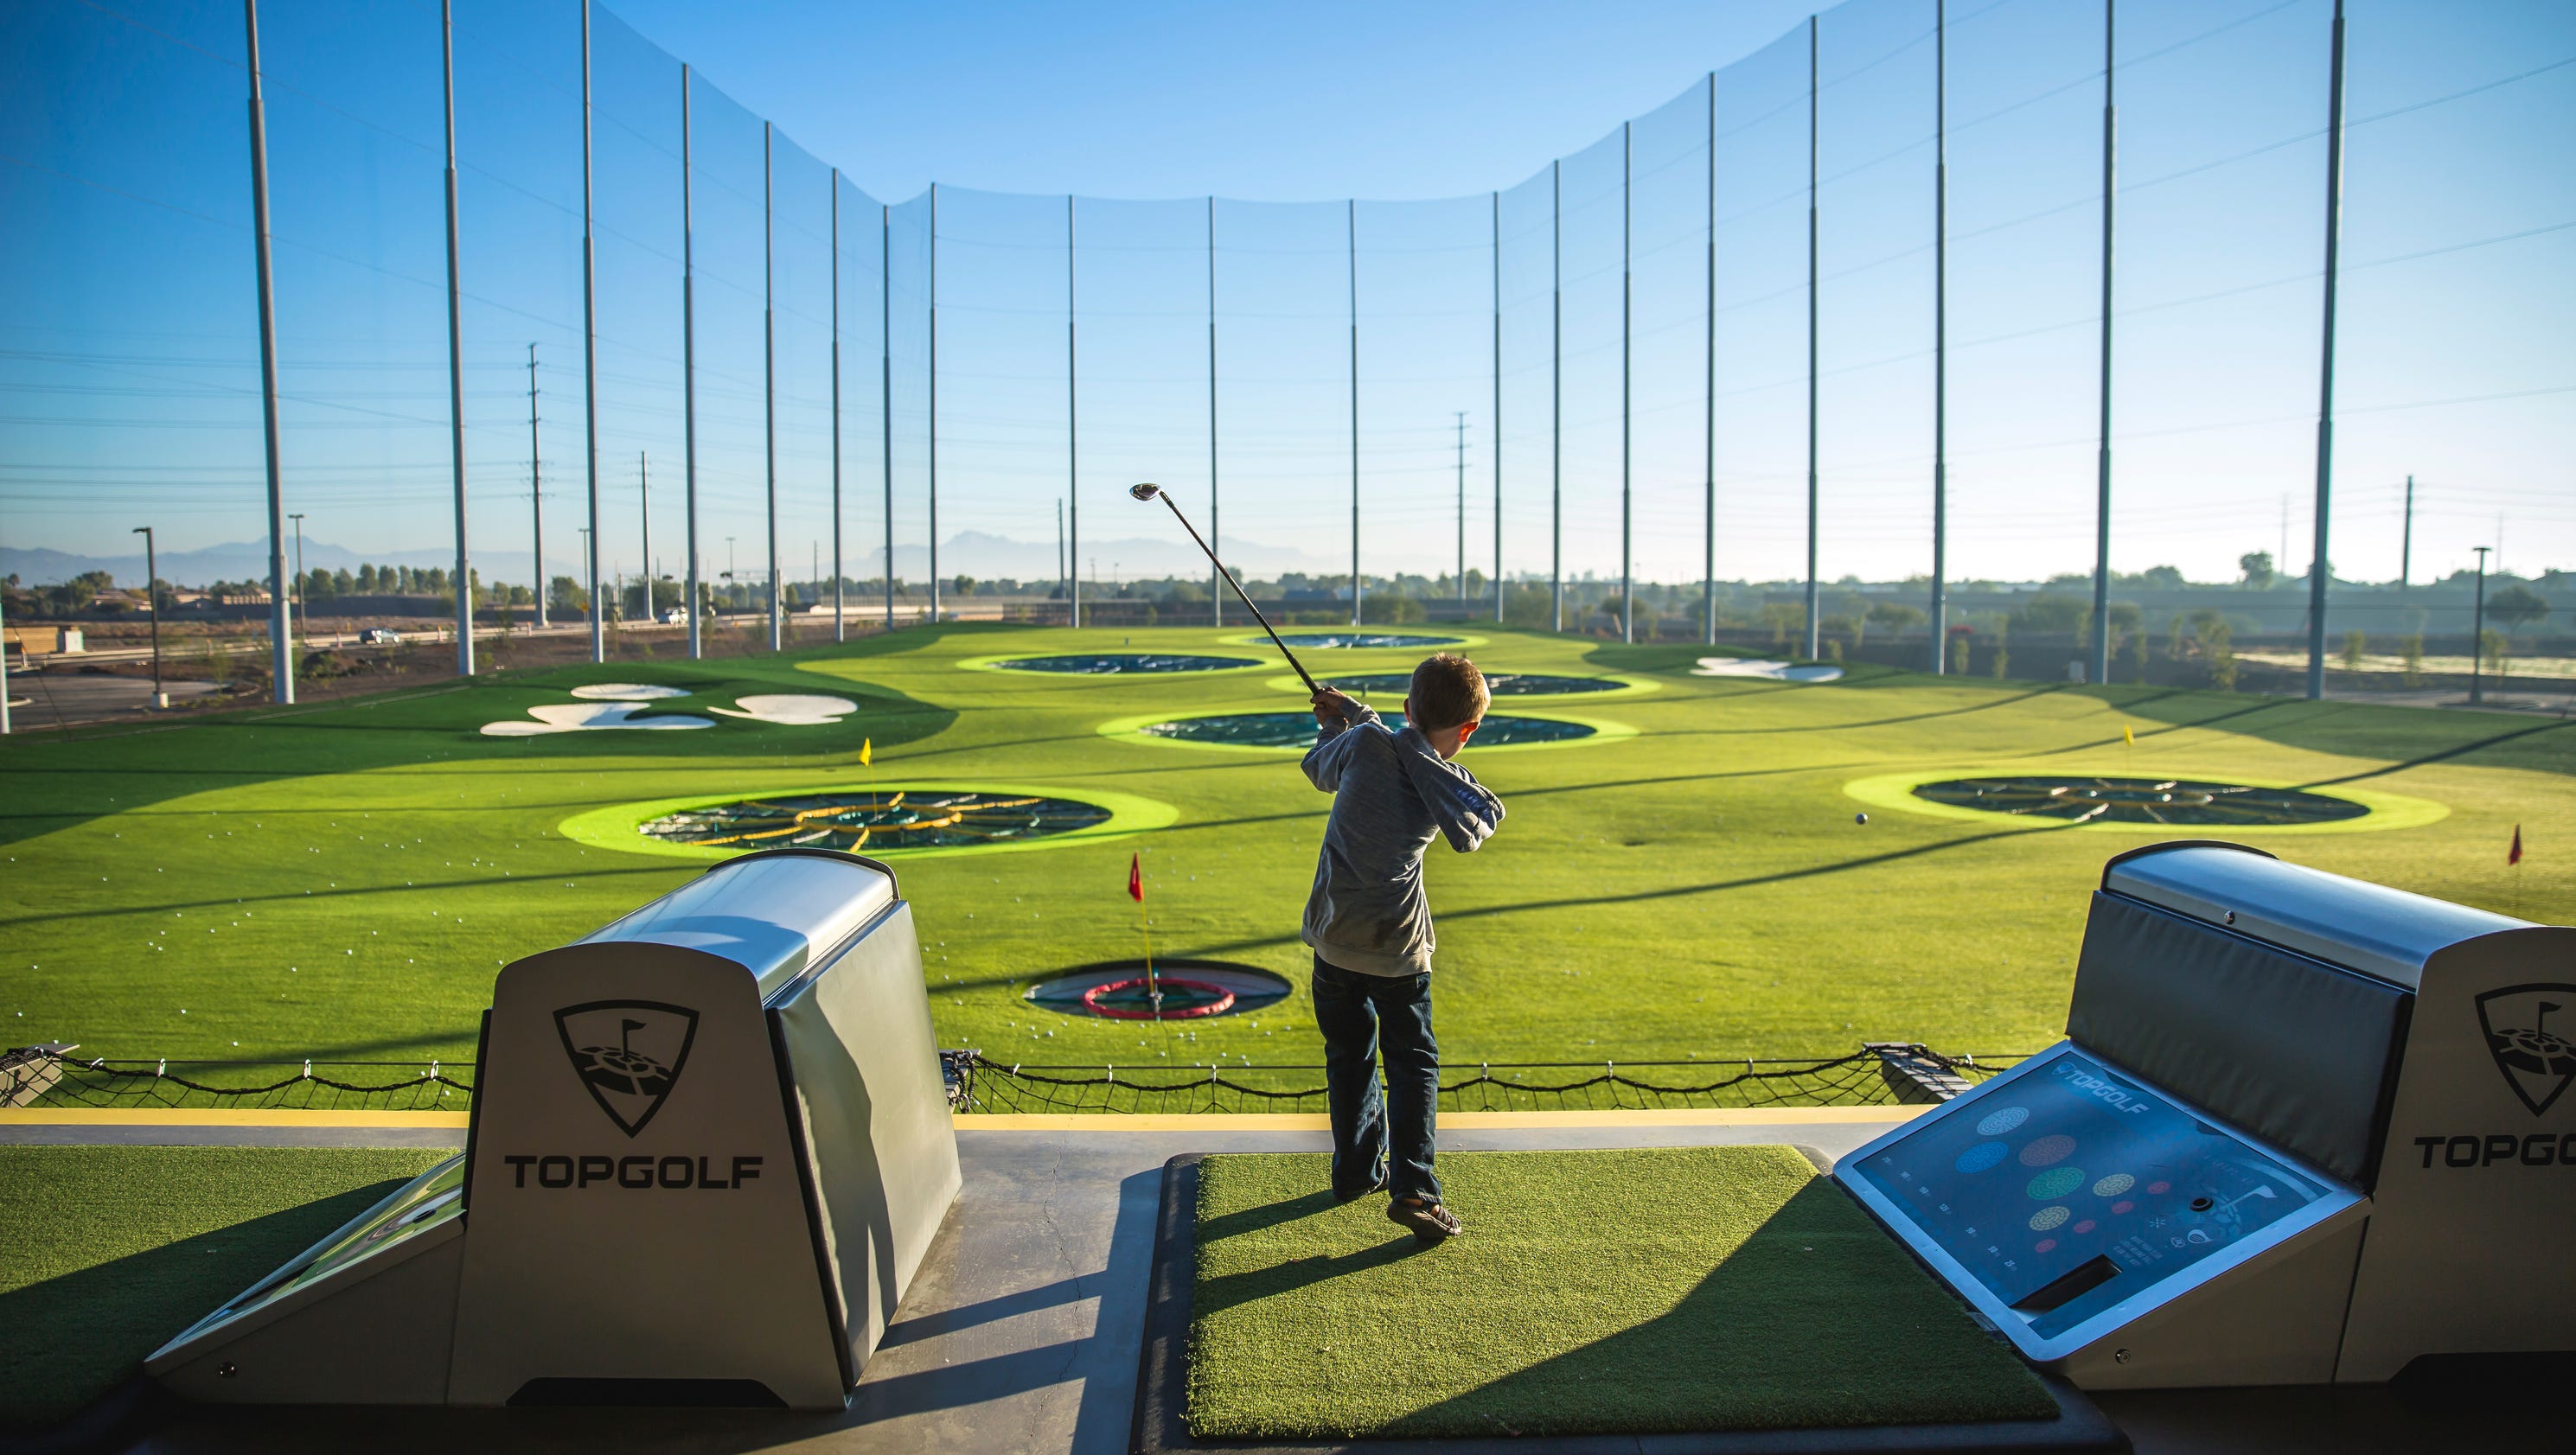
[1,1118,2523,1454]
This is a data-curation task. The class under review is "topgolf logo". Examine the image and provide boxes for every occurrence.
[2478,984,2576,1119]
[553,1000,700,1137]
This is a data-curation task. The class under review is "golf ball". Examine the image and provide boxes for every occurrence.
[1854,813,1869,825]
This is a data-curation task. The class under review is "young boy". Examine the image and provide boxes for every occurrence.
[1301,652,1505,1243]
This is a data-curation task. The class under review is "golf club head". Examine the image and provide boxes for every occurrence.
[1128,482,1163,501]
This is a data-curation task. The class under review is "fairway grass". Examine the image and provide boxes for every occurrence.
[2,626,2569,1074]
[1186,1148,2057,1439]
[0,1146,452,1426]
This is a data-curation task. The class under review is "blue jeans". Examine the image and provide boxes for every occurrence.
[1311,955,1441,1204]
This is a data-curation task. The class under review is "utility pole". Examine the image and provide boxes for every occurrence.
[1207,195,1221,629]
[2470,546,2490,705]
[763,122,780,652]
[638,451,649,624]
[1493,188,1505,627]
[528,343,547,629]
[928,183,941,626]
[2399,474,2413,591]
[2087,0,2115,686]
[829,169,843,643]
[1348,199,1361,628]
[132,526,163,708]
[1552,160,1563,633]
[1454,411,1467,599]
[881,204,894,630]
[1620,120,1633,645]
[1069,194,1081,629]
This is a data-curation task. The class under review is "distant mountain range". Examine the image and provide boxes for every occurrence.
[2,529,1342,590]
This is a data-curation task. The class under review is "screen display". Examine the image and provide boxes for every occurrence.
[1852,1051,2332,1339]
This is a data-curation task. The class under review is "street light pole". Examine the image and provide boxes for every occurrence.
[132,526,163,707]
[2470,546,2490,706]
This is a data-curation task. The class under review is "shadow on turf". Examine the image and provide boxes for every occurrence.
[0,1176,421,1443]
[1373,1177,2062,1440]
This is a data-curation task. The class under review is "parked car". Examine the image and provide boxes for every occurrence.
[358,628,401,645]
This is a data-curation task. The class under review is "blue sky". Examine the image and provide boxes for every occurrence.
[3,0,2568,597]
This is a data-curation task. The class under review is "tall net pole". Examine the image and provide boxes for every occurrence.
[1209,197,1222,629]
[1803,16,1821,662]
[1348,200,1361,628]
[764,123,781,652]
[681,67,701,660]
[1551,161,1563,634]
[1932,2,1951,674]
[2089,0,2118,686]
[580,0,603,664]
[244,0,292,704]
[2306,0,2349,701]
[1704,72,1717,648]
[830,170,843,642]
[928,184,941,627]
[881,204,894,629]
[1068,195,1080,630]
[441,0,472,675]
[1620,122,1633,645]
[1492,188,1503,626]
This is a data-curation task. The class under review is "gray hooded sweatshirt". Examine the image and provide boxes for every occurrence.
[1300,704,1506,977]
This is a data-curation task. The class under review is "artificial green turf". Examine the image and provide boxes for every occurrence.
[1,625,2569,1073]
[0,1145,451,1427]
[1187,1147,2057,1439]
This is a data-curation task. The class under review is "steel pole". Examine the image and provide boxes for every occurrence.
[135,526,160,703]
[881,204,894,629]
[2090,0,2117,686]
[1551,160,1563,633]
[528,344,545,628]
[244,0,292,703]
[2305,0,2348,701]
[1208,196,1221,628]
[830,170,843,641]
[1620,121,1633,645]
[2469,546,2488,705]
[639,452,649,623]
[1705,72,1717,647]
[681,67,701,658]
[1348,199,1361,627]
[1493,188,1503,625]
[579,0,602,663]
[1804,16,1821,662]
[441,0,471,674]
[1934,2,1953,674]
[928,183,940,624]
[2399,474,2413,590]
[1455,411,1466,598]
[1068,195,1080,629]
[764,123,781,651]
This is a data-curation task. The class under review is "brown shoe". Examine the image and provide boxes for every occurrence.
[1389,1197,1463,1243]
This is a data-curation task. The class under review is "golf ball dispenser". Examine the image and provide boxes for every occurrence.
[145,849,960,1409]
[1839,841,2573,1387]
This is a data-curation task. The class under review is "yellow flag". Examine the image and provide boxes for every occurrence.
[2122,724,2134,747]
[860,737,873,767]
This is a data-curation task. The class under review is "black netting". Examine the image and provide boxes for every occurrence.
[1274,635,1464,649]
[1138,712,1594,750]
[642,789,1113,851]
[1326,673,1624,696]
[1911,776,2368,827]
[991,654,1262,673]
[13,1055,471,1111]
[939,1045,2022,1114]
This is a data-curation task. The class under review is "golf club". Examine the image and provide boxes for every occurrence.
[1129,482,1325,698]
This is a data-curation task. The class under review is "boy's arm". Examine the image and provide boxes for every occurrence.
[1301,692,1381,791]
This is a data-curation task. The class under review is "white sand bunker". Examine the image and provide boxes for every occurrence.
[1691,657,1845,684]
[707,694,859,726]
[480,702,715,737]
[569,683,692,701]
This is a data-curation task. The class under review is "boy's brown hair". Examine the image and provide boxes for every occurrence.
[1407,653,1489,733]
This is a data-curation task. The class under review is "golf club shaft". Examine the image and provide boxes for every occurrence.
[1150,493,1321,697]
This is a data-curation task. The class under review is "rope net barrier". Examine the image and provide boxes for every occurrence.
[2,1043,2021,1114]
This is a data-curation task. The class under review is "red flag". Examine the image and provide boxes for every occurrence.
[1128,852,1144,903]
[2509,825,2522,866]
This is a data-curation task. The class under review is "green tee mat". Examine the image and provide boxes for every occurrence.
[1135,1148,2128,1455]
[0,1145,451,1433]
